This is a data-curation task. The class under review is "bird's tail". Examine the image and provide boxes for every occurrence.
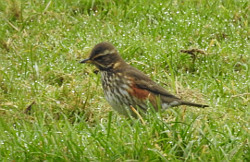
[181,101,208,108]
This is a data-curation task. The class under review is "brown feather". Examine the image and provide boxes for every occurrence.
[120,64,208,108]
[124,66,180,99]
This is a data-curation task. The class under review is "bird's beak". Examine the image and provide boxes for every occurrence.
[80,58,92,64]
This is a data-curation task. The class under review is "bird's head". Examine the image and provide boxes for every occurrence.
[80,42,124,70]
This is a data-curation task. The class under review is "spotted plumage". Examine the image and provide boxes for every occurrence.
[80,42,208,117]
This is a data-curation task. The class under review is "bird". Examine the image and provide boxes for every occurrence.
[80,42,208,117]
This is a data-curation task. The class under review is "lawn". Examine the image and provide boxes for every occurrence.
[0,0,249,161]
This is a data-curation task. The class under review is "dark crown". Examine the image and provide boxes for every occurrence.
[84,42,125,70]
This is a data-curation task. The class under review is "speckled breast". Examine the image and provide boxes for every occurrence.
[100,71,148,117]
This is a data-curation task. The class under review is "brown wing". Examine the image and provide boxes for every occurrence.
[124,66,180,99]
[122,65,208,108]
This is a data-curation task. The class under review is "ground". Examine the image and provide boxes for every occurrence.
[0,0,249,161]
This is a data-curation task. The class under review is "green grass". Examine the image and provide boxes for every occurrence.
[0,0,249,161]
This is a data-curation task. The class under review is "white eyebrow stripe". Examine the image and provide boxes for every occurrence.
[92,49,116,59]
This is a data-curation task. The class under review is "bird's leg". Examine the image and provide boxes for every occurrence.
[129,105,145,125]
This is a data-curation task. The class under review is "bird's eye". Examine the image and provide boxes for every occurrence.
[95,55,105,61]
[94,55,107,61]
